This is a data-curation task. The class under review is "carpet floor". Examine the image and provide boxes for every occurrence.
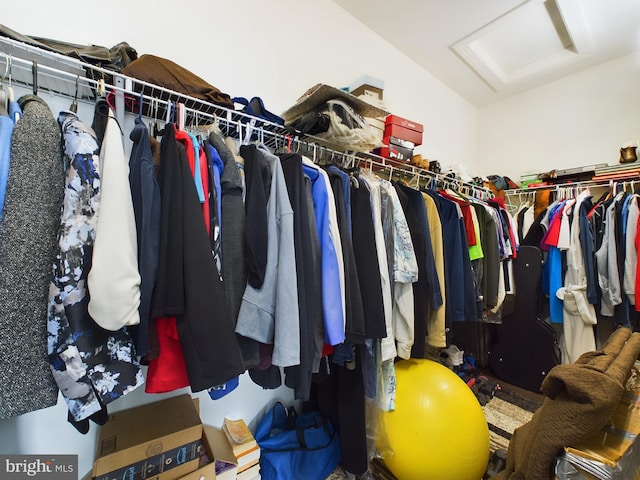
[482,387,542,454]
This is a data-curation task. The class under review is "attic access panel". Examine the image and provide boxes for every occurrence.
[451,0,592,91]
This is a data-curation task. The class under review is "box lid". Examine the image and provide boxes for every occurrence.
[384,114,424,133]
[203,426,238,466]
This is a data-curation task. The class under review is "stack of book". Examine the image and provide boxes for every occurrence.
[593,162,640,182]
[222,417,261,480]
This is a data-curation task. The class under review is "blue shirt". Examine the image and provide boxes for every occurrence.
[0,112,18,225]
[541,202,565,323]
[208,144,224,237]
[302,162,345,345]
[188,133,205,203]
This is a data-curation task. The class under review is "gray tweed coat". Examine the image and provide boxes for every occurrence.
[0,95,64,419]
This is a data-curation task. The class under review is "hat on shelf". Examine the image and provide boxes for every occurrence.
[282,83,389,123]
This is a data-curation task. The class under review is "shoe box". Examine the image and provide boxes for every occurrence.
[373,134,416,162]
[384,114,423,146]
[91,394,236,480]
[373,144,413,161]
[349,75,384,101]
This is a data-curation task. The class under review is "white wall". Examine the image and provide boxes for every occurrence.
[477,52,640,182]
[0,0,479,476]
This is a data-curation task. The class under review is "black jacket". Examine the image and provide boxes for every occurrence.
[157,124,244,391]
[128,118,161,357]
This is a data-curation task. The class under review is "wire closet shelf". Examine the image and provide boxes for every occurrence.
[0,35,494,200]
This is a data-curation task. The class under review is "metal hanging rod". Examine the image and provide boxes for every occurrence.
[0,35,493,199]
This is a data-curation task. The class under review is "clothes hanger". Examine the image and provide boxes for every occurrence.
[70,75,80,113]
[0,54,8,117]
[148,97,157,135]
[137,90,144,121]
[97,78,106,98]
[176,102,186,131]
[6,54,13,106]
[32,61,38,96]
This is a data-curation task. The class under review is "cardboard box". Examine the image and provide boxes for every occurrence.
[93,395,203,480]
[349,75,384,100]
[351,84,384,101]
[384,115,423,146]
[179,426,238,480]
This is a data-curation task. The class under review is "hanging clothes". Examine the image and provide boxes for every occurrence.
[0,96,62,420]
[558,190,597,364]
[379,180,418,360]
[175,125,245,391]
[625,195,639,305]
[472,202,499,314]
[394,185,428,356]
[88,111,141,331]
[327,167,366,347]
[205,139,223,274]
[242,144,270,289]
[280,152,324,400]
[350,176,387,410]
[302,158,346,347]
[596,193,624,317]
[0,100,20,224]
[236,146,300,367]
[146,123,189,393]
[635,207,640,312]
[578,195,598,307]
[208,132,246,321]
[207,132,257,369]
[360,173,395,362]
[541,201,566,324]
[302,172,325,373]
[426,190,475,326]
[307,347,368,476]
[360,174,406,413]
[397,185,443,350]
[49,110,143,432]
[423,192,449,343]
[128,117,161,358]
[485,204,507,320]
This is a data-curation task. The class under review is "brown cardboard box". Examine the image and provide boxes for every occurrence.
[92,394,203,480]
[179,426,239,480]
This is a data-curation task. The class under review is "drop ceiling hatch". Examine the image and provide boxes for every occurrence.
[451,0,592,92]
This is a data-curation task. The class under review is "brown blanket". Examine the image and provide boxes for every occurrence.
[496,327,640,480]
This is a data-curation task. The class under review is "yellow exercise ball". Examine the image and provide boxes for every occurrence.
[379,359,490,480]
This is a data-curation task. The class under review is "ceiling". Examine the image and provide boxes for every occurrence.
[332,0,640,107]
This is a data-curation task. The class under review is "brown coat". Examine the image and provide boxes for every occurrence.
[497,327,640,479]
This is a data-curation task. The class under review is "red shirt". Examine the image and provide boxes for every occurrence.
[199,145,211,234]
[145,317,190,393]
[438,190,477,246]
